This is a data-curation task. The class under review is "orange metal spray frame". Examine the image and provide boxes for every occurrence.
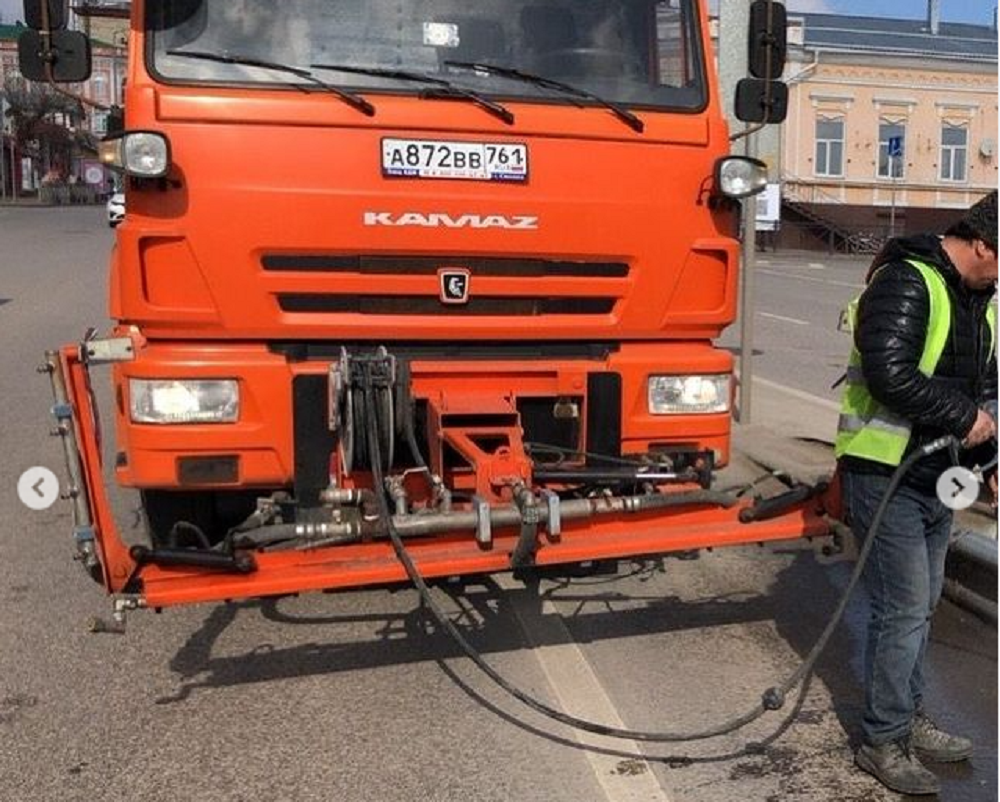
[60,345,832,609]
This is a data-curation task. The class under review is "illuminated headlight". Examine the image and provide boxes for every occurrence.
[715,156,768,199]
[648,375,731,415]
[130,379,239,424]
[99,132,171,178]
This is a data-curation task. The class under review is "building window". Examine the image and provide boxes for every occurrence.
[92,112,109,136]
[815,117,844,177]
[877,121,905,179]
[91,75,108,104]
[940,123,968,182]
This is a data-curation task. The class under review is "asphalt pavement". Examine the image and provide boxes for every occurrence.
[0,206,995,802]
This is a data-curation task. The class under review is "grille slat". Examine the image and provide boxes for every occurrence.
[263,254,629,278]
[278,295,615,316]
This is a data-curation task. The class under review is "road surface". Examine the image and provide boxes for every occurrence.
[0,206,994,801]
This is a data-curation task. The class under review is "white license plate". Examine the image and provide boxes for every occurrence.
[381,138,528,183]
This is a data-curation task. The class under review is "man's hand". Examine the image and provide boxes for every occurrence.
[989,474,997,510]
[963,408,997,447]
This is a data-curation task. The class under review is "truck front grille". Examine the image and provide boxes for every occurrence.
[264,254,629,318]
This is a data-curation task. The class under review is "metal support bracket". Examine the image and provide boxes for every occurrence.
[80,337,136,365]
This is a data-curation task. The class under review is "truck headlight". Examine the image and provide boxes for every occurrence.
[129,379,239,424]
[99,131,171,178]
[648,375,731,415]
[715,156,768,198]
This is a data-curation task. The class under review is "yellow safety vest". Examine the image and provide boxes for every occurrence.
[835,258,997,466]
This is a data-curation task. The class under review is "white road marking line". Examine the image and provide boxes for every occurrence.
[497,574,673,802]
[758,268,864,289]
[759,311,809,326]
[807,262,827,270]
[752,376,842,411]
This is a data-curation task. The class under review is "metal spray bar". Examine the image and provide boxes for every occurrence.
[40,349,100,578]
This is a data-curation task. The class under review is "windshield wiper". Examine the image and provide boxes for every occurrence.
[444,60,643,134]
[311,63,513,125]
[166,50,375,117]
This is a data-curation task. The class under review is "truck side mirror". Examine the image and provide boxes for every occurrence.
[18,28,92,82]
[23,0,68,30]
[734,78,788,124]
[748,0,787,79]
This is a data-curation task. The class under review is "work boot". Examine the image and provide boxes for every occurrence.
[855,739,940,796]
[912,711,974,762]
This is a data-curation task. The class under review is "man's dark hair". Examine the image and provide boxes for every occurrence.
[945,190,998,252]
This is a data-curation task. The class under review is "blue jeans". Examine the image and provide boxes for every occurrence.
[841,470,953,746]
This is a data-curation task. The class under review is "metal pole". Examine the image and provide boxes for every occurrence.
[739,132,757,423]
[0,98,6,202]
[718,0,756,424]
[889,154,897,238]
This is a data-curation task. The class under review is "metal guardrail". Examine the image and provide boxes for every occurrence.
[945,529,997,625]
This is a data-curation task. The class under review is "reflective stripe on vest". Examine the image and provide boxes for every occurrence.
[988,303,998,360]
[835,259,953,466]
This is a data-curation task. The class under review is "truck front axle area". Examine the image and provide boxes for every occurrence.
[45,341,834,611]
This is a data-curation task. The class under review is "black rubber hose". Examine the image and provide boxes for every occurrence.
[167,521,212,550]
[364,364,953,743]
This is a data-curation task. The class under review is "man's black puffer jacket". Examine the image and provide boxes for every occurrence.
[840,234,997,491]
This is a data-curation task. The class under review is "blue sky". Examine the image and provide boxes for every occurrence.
[0,0,995,26]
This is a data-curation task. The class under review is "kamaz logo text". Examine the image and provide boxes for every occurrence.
[363,212,539,230]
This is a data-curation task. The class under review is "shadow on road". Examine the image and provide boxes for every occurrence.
[152,547,995,799]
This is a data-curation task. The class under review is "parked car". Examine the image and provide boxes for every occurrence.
[106,192,125,227]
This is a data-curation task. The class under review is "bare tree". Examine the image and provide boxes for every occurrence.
[1,76,85,180]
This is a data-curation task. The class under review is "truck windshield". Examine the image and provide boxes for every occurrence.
[149,0,706,111]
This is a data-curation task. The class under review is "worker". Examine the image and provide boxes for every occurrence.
[835,190,998,796]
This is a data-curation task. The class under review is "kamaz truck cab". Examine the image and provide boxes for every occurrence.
[25,0,826,613]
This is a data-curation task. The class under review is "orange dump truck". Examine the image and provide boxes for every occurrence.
[25,0,829,616]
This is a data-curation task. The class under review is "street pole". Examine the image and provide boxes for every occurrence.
[740,133,757,423]
[889,154,897,239]
[0,98,6,202]
[719,0,757,424]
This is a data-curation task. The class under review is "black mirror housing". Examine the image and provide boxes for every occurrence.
[23,0,68,30]
[18,29,92,83]
[734,78,788,124]
[748,0,787,80]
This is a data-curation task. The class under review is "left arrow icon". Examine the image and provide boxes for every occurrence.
[18,467,60,511]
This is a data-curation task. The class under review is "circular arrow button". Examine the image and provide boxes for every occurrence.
[17,467,60,511]
[935,467,981,511]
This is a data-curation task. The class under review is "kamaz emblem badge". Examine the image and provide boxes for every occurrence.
[439,268,471,304]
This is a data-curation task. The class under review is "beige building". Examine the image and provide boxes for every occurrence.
[778,3,998,250]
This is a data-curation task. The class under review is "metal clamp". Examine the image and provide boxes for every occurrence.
[540,490,561,539]
[51,402,73,421]
[473,495,492,547]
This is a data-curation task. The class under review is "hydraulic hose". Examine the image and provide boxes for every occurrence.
[361,364,955,743]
